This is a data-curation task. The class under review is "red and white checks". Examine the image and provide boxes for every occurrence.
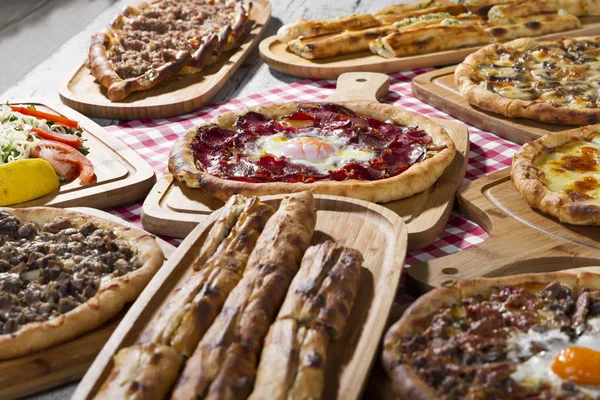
[105,69,522,266]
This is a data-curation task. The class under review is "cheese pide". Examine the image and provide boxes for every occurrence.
[456,36,600,125]
[511,125,600,225]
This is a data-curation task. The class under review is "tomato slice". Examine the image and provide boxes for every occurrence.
[26,126,83,148]
[30,140,96,184]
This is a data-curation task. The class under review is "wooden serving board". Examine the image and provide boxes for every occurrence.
[0,207,175,400]
[407,168,600,292]
[58,0,271,120]
[259,17,600,79]
[141,72,469,250]
[74,194,407,400]
[411,65,579,144]
[5,100,155,209]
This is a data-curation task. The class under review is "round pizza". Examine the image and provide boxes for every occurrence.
[168,102,456,203]
[0,208,163,359]
[511,125,600,225]
[383,271,600,400]
[455,36,600,126]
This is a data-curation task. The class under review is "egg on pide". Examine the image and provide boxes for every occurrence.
[252,130,374,174]
[508,325,600,397]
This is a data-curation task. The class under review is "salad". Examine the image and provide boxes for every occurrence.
[0,104,95,183]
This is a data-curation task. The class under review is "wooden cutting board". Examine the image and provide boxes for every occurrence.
[5,100,155,209]
[259,17,600,79]
[411,65,579,144]
[407,167,600,292]
[58,0,271,120]
[73,194,407,400]
[141,72,469,250]
[0,207,175,400]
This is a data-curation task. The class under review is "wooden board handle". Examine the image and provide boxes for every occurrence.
[326,72,390,103]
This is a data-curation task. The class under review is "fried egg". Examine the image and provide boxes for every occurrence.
[253,132,373,173]
[508,328,600,397]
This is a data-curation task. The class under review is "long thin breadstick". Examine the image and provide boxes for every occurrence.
[171,192,317,400]
[94,195,274,399]
[249,241,363,400]
[277,14,380,43]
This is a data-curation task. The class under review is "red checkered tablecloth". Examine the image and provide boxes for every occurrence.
[105,69,521,266]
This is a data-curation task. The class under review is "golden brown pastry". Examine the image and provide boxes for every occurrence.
[171,192,317,400]
[249,241,363,400]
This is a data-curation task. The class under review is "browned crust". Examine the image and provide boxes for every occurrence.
[249,319,329,400]
[463,0,515,17]
[382,285,460,400]
[374,0,451,16]
[88,1,251,101]
[275,241,362,339]
[456,36,600,126]
[94,343,183,400]
[371,25,492,58]
[374,4,467,24]
[249,241,361,400]
[98,196,274,399]
[287,25,397,60]
[137,196,273,351]
[171,192,317,399]
[382,270,600,399]
[168,102,456,204]
[0,207,163,360]
[169,200,275,356]
[276,14,381,43]
[510,125,600,225]
[388,365,443,400]
[88,28,192,101]
[485,14,582,42]
[225,2,253,51]
[488,0,588,22]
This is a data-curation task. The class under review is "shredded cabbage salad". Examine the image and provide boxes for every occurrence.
[0,104,85,165]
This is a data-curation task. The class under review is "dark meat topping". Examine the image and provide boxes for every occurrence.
[106,0,241,79]
[390,281,600,400]
[0,212,140,335]
[191,103,443,183]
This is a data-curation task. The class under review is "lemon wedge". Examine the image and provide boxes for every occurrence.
[0,159,59,206]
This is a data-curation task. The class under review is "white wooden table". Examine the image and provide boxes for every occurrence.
[0,0,400,398]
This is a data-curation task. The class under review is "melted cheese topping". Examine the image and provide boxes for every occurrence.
[472,39,600,109]
[536,136,600,205]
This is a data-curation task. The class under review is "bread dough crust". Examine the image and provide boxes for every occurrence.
[456,37,600,126]
[169,101,456,204]
[382,270,600,399]
[511,125,600,225]
[0,207,163,360]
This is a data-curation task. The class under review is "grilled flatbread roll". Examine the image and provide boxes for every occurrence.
[287,12,484,60]
[276,241,362,338]
[370,25,491,58]
[374,0,452,16]
[249,241,363,400]
[249,320,329,400]
[489,0,589,24]
[171,192,317,400]
[94,343,183,400]
[287,25,398,59]
[375,3,468,24]
[486,13,582,41]
[96,195,274,398]
[138,196,273,352]
[276,14,380,43]
[461,0,516,17]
